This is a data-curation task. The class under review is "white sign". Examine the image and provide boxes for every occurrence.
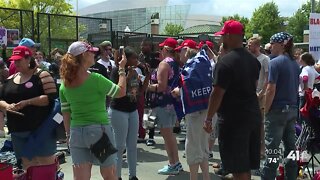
[309,13,320,61]
[0,27,7,46]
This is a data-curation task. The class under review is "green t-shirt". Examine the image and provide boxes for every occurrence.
[59,73,119,127]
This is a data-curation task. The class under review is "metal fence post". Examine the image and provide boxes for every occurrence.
[19,10,23,38]
[48,14,51,54]
[76,16,79,40]
[37,13,40,43]
[31,11,35,40]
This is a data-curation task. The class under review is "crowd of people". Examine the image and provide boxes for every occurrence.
[0,19,318,180]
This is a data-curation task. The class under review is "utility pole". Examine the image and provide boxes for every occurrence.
[311,0,315,13]
[76,0,79,16]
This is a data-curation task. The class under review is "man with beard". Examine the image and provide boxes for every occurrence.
[137,38,160,146]
[205,20,262,180]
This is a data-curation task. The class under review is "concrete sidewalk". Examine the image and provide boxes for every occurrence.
[58,132,261,180]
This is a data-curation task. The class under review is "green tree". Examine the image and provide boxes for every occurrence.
[0,0,79,54]
[246,2,284,44]
[163,23,184,36]
[287,1,320,43]
[220,14,249,29]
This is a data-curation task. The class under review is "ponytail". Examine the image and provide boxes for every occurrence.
[284,38,294,60]
[60,53,82,87]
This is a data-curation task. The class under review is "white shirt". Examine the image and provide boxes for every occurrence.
[256,54,269,92]
[135,67,146,83]
[299,65,320,96]
[97,59,116,69]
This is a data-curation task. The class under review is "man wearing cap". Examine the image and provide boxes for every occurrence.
[262,32,299,180]
[97,40,116,74]
[199,40,216,67]
[173,39,214,180]
[204,20,262,179]
[147,38,183,175]
[9,38,40,75]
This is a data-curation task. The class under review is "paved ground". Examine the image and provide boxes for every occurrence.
[1,130,320,179]
[57,131,261,180]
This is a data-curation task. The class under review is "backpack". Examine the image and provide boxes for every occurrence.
[180,49,213,115]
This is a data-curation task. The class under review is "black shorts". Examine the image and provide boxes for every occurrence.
[218,115,261,173]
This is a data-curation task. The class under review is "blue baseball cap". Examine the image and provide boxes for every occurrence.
[19,38,41,48]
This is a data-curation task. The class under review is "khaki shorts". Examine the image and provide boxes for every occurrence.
[185,110,210,165]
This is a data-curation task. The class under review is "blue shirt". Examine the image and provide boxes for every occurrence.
[268,55,299,109]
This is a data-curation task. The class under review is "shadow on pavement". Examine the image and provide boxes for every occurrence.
[165,171,221,180]
[136,147,168,162]
[151,141,186,151]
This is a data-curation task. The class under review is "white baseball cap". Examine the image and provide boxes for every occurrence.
[67,41,99,56]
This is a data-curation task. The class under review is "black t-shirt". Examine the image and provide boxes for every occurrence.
[110,67,139,112]
[0,74,52,132]
[139,52,160,69]
[213,48,261,120]
[89,62,109,79]
[49,62,60,80]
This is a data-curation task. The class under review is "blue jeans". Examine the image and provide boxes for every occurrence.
[298,95,306,124]
[109,108,139,178]
[261,106,298,180]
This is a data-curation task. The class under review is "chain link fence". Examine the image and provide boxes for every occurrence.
[37,13,112,56]
[0,7,34,48]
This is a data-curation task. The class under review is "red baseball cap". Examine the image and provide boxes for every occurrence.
[214,20,244,36]
[10,46,33,61]
[159,38,178,49]
[175,39,198,51]
[198,41,214,49]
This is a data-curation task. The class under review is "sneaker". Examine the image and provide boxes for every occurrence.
[146,139,155,146]
[137,138,145,143]
[158,165,179,175]
[0,130,5,138]
[214,167,229,176]
[182,151,186,158]
[208,152,213,159]
[173,127,181,134]
[129,176,138,180]
[173,162,183,172]
[179,138,186,143]
[223,173,234,180]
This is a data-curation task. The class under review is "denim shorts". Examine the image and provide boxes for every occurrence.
[152,106,177,128]
[11,131,56,159]
[69,124,116,167]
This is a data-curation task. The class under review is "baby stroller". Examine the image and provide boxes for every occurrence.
[297,89,320,178]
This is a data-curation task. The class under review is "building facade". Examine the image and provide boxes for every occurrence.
[79,0,221,34]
